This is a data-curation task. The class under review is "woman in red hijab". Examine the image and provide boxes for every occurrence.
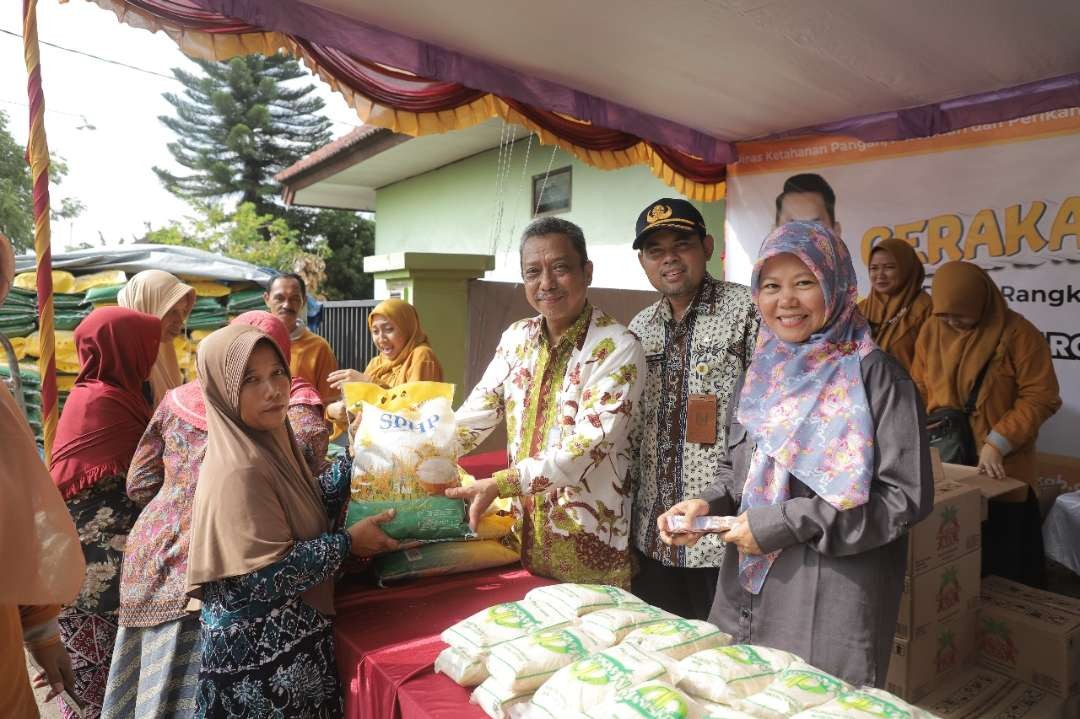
[50,306,161,719]
[101,311,328,719]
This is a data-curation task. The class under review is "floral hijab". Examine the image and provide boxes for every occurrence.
[737,221,877,594]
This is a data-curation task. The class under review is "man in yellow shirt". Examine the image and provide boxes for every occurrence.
[263,273,339,404]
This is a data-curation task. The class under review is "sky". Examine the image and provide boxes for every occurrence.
[0,0,360,251]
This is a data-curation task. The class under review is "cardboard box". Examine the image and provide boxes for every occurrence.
[886,609,977,703]
[897,549,980,640]
[940,460,1026,520]
[917,666,1067,719]
[907,480,980,576]
[1036,452,1080,518]
[978,576,1080,698]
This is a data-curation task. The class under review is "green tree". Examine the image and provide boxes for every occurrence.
[0,110,84,253]
[145,201,325,273]
[156,54,373,297]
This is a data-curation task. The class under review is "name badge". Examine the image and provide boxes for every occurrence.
[686,394,717,445]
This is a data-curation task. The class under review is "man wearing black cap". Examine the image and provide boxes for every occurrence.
[628,198,759,619]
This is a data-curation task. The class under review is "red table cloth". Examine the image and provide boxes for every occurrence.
[459,449,510,481]
[334,567,555,719]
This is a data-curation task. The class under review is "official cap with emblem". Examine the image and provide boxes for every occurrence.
[633,198,707,249]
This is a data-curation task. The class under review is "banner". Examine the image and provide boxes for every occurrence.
[724,107,1080,456]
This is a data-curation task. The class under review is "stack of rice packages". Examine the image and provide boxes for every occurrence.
[436,583,940,719]
[345,380,518,585]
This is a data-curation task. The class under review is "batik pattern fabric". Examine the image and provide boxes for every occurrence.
[57,476,140,719]
[119,402,329,628]
[737,221,877,594]
[454,305,644,588]
[628,273,758,568]
[101,615,202,719]
[193,456,351,719]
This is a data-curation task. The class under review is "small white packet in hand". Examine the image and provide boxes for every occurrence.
[667,515,736,534]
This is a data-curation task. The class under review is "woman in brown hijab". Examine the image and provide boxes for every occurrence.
[0,230,85,718]
[186,324,398,718]
[912,260,1061,587]
[857,238,932,372]
[117,269,195,408]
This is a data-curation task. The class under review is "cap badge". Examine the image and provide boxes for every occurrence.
[646,203,673,225]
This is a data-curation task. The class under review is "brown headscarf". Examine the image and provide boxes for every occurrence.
[117,269,195,407]
[858,238,931,353]
[921,261,1008,410]
[186,325,336,615]
[362,298,442,388]
[0,231,85,605]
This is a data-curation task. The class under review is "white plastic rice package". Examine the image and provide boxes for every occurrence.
[441,600,568,655]
[734,661,850,718]
[620,618,733,660]
[471,677,533,719]
[584,680,708,719]
[579,604,675,645]
[524,583,641,619]
[696,702,759,719]
[677,645,800,705]
[486,624,610,693]
[528,643,674,717]
[789,688,933,718]
[434,645,489,687]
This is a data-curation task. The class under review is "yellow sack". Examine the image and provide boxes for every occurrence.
[57,375,77,392]
[15,270,76,294]
[24,330,77,360]
[190,329,214,343]
[71,270,127,293]
[0,337,27,363]
[185,280,231,298]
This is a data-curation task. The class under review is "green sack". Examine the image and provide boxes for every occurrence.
[82,284,124,305]
[55,311,89,331]
[346,496,470,542]
[193,296,225,312]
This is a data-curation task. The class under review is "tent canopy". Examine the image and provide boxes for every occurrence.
[14,244,276,285]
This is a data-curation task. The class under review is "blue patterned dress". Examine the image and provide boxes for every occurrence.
[194,455,351,718]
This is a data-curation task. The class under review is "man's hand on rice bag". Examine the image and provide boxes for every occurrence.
[657,498,710,547]
[721,512,763,555]
[445,478,501,532]
[347,508,401,557]
[327,368,373,391]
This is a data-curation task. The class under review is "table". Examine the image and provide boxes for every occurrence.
[334,567,555,719]
[459,449,510,481]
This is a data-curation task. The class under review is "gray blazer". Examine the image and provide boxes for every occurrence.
[699,349,933,687]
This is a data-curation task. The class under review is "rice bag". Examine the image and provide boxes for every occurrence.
[524,583,642,619]
[677,645,800,705]
[486,624,609,693]
[346,381,470,541]
[471,677,533,719]
[696,702,759,719]
[790,688,931,718]
[584,680,708,719]
[435,645,489,687]
[734,662,850,718]
[528,644,673,717]
[373,539,519,586]
[442,601,569,655]
[621,619,733,660]
[579,604,675,645]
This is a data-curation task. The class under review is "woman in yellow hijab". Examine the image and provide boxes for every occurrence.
[117,270,195,408]
[327,298,443,390]
[857,238,931,372]
[912,261,1060,587]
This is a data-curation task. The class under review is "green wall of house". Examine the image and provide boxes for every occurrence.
[374,139,725,284]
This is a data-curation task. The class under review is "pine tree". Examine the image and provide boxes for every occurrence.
[155,54,331,218]
[155,54,374,298]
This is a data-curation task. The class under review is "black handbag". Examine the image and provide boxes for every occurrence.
[926,361,991,466]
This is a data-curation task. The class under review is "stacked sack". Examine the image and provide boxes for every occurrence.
[345,380,518,585]
[436,582,941,719]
